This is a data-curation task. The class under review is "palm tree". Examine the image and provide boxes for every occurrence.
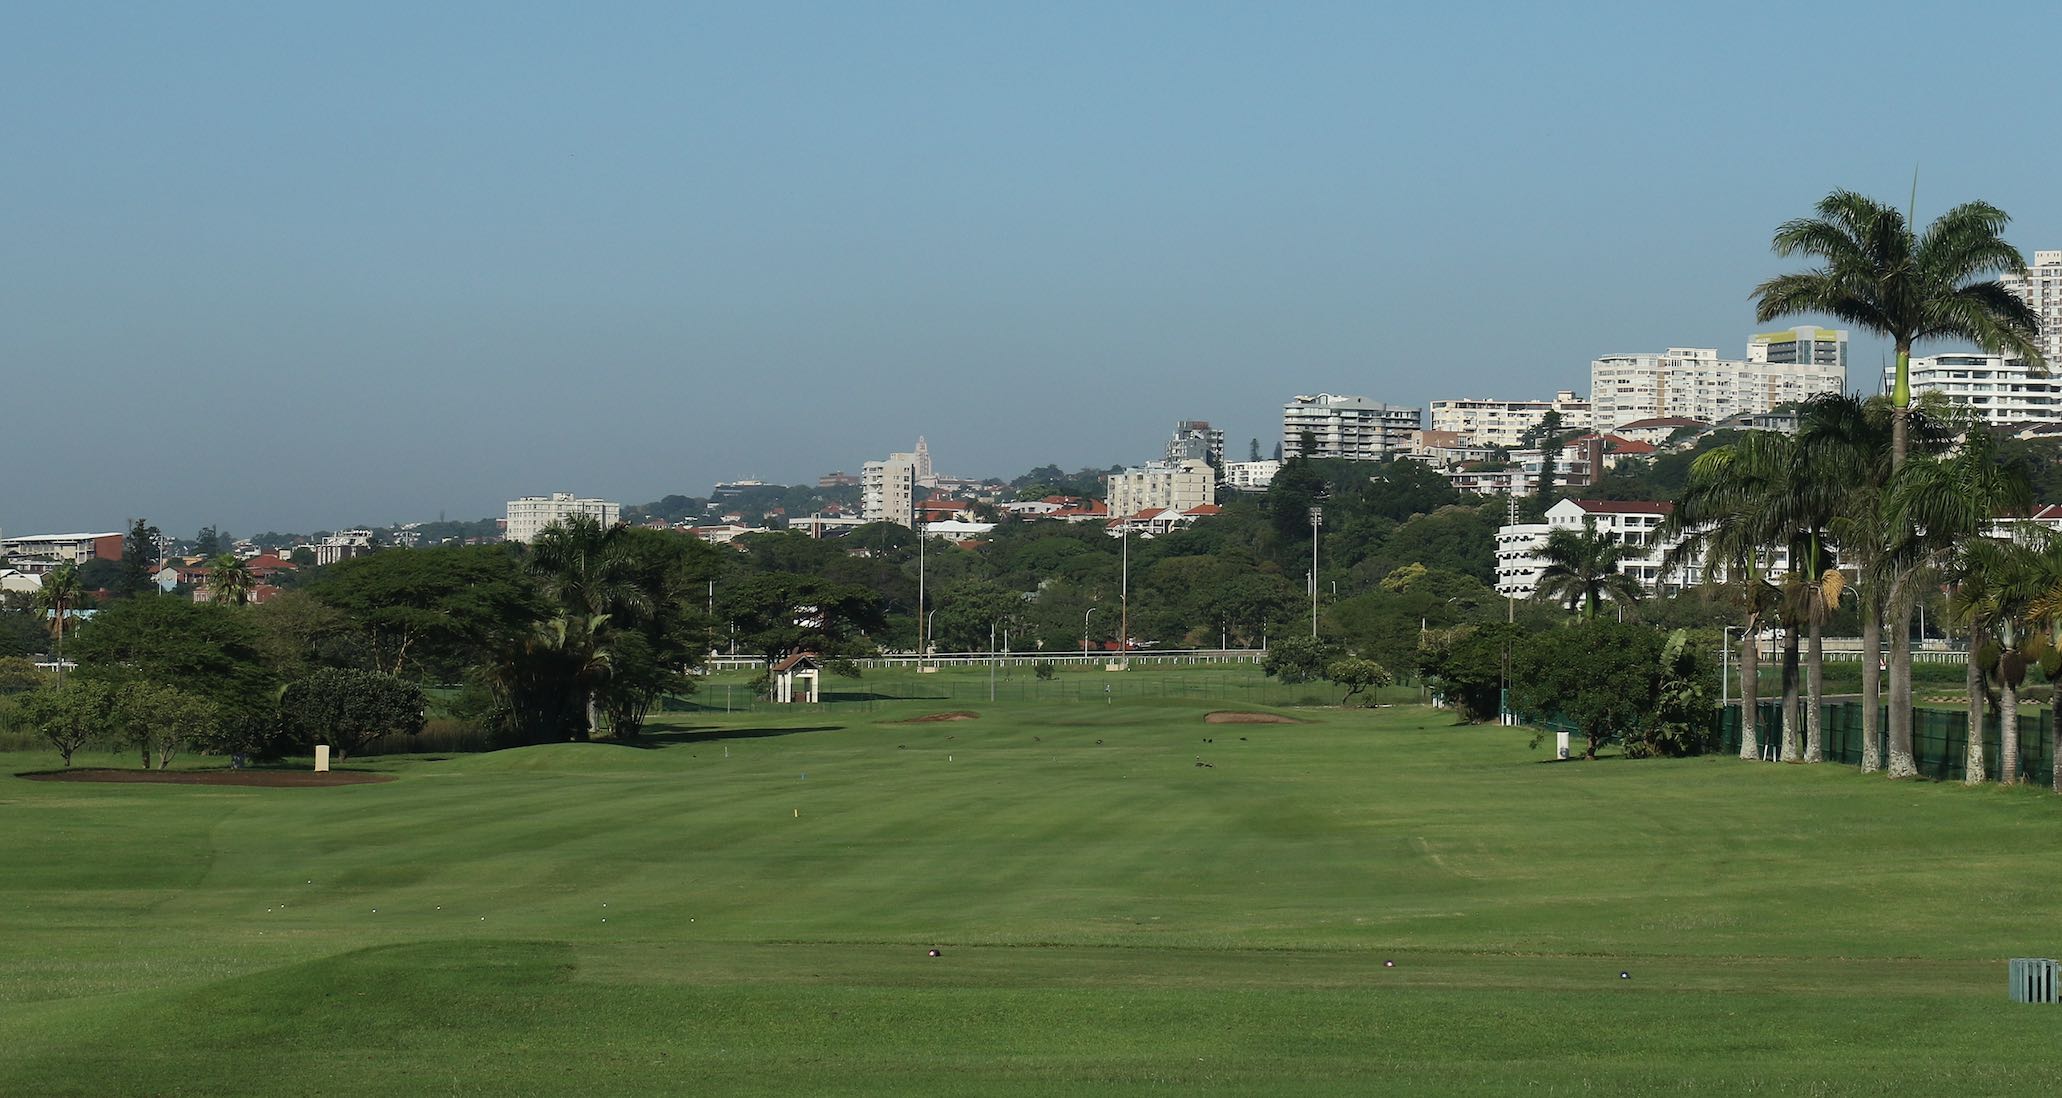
[1532,521,1642,619]
[1752,190,2042,467]
[1670,425,1848,763]
[34,563,83,689]
[526,515,645,737]
[1666,485,1776,761]
[2017,529,2062,792]
[206,554,254,606]
[1890,430,2032,780]
[1754,191,2041,770]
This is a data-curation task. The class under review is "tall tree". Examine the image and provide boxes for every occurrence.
[34,563,84,688]
[1754,191,2042,766]
[113,519,162,599]
[1890,430,2033,779]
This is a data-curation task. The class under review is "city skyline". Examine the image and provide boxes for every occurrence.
[9,3,2062,533]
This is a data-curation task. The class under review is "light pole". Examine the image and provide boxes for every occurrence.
[926,609,938,657]
[1083,607,1098,657]
[918,528,926,661]
[990,622,998,702]
[1308,506,1323,637]
[1120,522,1130,665]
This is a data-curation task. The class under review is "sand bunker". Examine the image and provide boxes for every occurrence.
[901,711,980,723]
[22,768,395,787]
[1203,711,1299,725]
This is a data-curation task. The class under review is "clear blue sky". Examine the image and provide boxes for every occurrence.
[6,2,2060,535]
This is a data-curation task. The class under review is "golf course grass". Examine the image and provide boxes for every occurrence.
[4,668,2062,1094]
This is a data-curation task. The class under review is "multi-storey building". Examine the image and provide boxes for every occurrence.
[1219,459,1282,492]
[2003,251,2062,366]
[1281,394,1421,461]
[1590,347,1843,432]
[1107,458,1216,519]
[1166,420,1226,467]
[0,532,124,564]
[1886,353,2062,425]
[505,494,622,544]
[861,453,919,527]
[1428,390,1591,448]
[1747,325,1849,369]
[1495,498,1791,600]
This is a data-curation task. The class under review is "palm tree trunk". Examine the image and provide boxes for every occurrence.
[1965,620,1986,785]
[1738,615,1759,760]
[2052,688,2061,794]
[1780,621,1802,762]
[1860,594,1882,772]
[2000,675,2020,785]
[1887,602,1917,778]
[1805,609,1825,762]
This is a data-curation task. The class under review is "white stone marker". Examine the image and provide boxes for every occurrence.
[315,745,330,773]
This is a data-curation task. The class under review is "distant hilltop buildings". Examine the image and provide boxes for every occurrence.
[1591,327,1848,433]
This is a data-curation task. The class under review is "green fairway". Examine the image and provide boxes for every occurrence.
[5,674,2062,1094]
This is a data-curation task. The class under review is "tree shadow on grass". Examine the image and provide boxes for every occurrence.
[607,725,846,749]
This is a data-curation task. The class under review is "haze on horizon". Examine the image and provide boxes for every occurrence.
[7,1,2060,536]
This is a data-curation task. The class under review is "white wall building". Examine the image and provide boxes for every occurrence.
[1166,420,1225,467]
[1107,458,1216,519]
[1428,390,1592,448]
[861,453,919,527]
[1891,352,2062,425]
[1591,347,1843,433]
[1496,498,1795,600]
[2003,250,2062,367]
[505,494,622,545]
[1282,394,1421,461]
[1220,459,1282,492]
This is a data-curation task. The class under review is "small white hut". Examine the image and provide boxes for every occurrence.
[771,652,822,704]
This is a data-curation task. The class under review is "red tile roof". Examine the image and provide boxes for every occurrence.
[1571,499,1674,515]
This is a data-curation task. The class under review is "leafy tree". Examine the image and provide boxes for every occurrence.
[1626,629,1718,758]
[67,597,275,721]
[1413,623,1521,722]
[193,526,223,558]
[112,680,217,769]
[723,573,886,665]
[1326,656,1392,706]
[249,590,362,678]
[1512,621,1663,759]
[310,545,539,678]
[17,680,113,766]
[1261,635,1333,685]
[280,668,427,761]
[0,611,49,659]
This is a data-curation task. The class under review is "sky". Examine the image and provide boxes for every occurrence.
[7,1,2062,536]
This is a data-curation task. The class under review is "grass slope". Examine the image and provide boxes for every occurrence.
[3,676,2061,1094]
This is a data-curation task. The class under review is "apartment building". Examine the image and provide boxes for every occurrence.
[2003,251,2062,367]
[1495,498,1791,600]
[1428,390,1592,448]
[0,532,124,564]
[1747,325,1849,369]
[861,453,919,527]
[1886,352,2062,425]
[1591,347,1843,432]
[1107,458,1216,519]
[1220,459,1282,492]
[1281,394,1421,461]
[505,494,622,544]
[1165,420,1226,467]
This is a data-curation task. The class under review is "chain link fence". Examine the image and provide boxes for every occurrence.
[1719,702,2055,782]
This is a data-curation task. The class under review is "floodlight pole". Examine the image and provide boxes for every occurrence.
[1120,523,1130,665]
[1309,506,1323,637]
[918,527,926,662]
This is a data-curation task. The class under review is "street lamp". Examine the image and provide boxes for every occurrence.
[1308,506,1323,637]
[926,609,938,657]
[1083,606,1098,657]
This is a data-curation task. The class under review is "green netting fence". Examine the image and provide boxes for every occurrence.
[1718,702,2056,783]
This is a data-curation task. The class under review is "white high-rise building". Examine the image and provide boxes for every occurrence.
[861,453,919,527]
[1107,459,1216,519]
[1429,390,1592,448]
[1166,420,1226,466]
[1281,394,1421,461]
[1220,459,1282,492]
[2003,251,2062,367]
[1590,347,1843,432]
[1886,353,2062,426]
[1495,498,1793,600]
[505,494,622,544]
